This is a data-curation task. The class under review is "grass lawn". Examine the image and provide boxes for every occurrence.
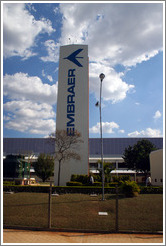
[3,193,163,232]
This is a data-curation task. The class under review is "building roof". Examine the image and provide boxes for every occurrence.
[3,137,163,157]
[3,138,54,156]
[89,138,163,157]
[111,170,137,174]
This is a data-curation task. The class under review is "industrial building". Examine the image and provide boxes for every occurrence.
[150,149,163,186]
[3,137,163,185]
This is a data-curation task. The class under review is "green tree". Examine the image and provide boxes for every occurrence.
[97,161,115,183]
[123,139,157,176]
[49,130,83,186]
[33,153,54,182]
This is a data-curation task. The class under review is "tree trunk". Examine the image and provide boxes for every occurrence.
[58,160,61,186]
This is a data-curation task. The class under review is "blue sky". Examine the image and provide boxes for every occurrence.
[2,2,164,138]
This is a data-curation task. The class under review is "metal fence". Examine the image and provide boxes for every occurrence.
[3,185,163,233]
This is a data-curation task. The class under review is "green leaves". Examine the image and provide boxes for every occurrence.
[33,153,54,182]
[123,139,157,174]
[120,180,140,197]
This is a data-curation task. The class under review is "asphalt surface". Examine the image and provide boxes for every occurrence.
[3,229,163,244]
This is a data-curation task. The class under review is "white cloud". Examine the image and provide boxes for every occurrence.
[4,100,56,135]
[5,117,55,135]
[90,121,119,134]
[89,62,134,103]
[3,73,58,104]
[153,110,162,119]
[128,128,162,137]
[40,40,60,62]
[3,72,57,135]
[58,2,162,104]
[59,3,163,67]
[42,70,53,83]
[3,3,55,59]
[119,129,125,134]
[4,100,55,119]
[26,3,37,13]
[53,6,60,15]
[47,75,53,82]
[3,115,11,121]
[29,119,55,135]
[42,70,46,77]
[3,3,163,137]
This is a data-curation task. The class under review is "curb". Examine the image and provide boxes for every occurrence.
[3,225,163,235]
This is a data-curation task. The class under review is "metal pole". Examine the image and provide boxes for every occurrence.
[100,78,104,201]
[115,184,119,232]
[48,181,52,228]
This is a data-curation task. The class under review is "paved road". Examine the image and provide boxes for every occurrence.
[3,229,163,244]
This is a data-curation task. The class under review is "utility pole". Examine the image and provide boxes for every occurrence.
[48,181,52,228]
[99,73,105,201]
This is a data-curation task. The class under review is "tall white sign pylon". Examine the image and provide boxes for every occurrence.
[54,45,89,186]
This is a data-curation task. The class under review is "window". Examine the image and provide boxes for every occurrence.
[160,179,163,183]
[155,179,157,182]
[98,163,102,169]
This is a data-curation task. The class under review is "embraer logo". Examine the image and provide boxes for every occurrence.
[64,49,83,67]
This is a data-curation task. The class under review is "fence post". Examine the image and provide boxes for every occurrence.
[115,184,119,232]
[48,181,52,228]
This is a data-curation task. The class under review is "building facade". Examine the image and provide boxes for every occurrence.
[3,155,31,185]
[3,137,163,184]
[150,149,163,186]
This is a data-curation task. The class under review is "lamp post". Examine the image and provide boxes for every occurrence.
[99,73,105,201]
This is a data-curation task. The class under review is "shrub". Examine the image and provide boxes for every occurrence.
[93,182,102,186]
[140,186,163,194]
[70,174,77,182]
[70,174,89,185]
[66,181,83,186]
[120,180,140,197]
[3,185,50,193]
[3,181,15,185]
[4,184,162,195]
[112,175,131,183]
[93,174,102,182]
[109,182,119,187]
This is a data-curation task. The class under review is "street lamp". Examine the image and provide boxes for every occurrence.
[99,73,105,201]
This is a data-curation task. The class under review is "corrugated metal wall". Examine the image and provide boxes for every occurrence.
[3,137,163,157]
